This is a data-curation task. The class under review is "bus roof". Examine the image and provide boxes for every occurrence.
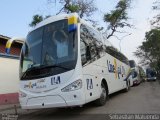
[30,13,100,36]
[30,13,79,33]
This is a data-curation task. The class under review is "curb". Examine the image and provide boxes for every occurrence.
[0,104,20,112]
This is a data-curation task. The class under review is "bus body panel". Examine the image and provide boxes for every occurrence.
[82,53,130,103]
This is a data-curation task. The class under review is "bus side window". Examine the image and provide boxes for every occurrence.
[80,39,88,65]
[105,45,129,65]
[105,46,117,58]
[84,25,100,61]
[80,24,104,65]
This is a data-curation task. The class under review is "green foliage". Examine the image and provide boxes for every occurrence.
[134,29,160,76]
[104,0,131,39]
[66,4,79,13]
[55,0,97,18]
[145,29,160,58]
[29,15,44,27]
[30,0,97,27]
[29,15,51,27]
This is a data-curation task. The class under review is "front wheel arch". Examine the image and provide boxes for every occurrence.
[101,79,109,95]
[94,79,109,106]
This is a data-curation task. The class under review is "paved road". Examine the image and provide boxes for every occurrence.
[1,81,160,120]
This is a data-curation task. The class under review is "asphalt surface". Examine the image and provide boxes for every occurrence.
[1,80,160,120]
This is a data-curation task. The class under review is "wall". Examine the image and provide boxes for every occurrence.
[0,37,22,105]
[0,55,20,105]
[0,56,20,94]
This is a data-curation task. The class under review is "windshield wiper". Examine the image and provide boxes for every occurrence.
[29,64,71,71]
[21,65,42,79]
[40,64,71,71]
[21,64,71,79]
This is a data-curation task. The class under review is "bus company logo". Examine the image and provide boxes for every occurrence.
[107,59,126,79]
[24,82,37,89]
[37,79,45,83]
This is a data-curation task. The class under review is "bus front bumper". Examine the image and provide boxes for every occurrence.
[20,95,66,109]
[20,94,85,109]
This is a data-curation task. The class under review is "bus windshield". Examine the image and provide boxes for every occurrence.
[20,19,78,80]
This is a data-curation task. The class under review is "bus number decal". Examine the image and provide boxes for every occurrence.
[86,79,93,90]
[51,76,61,85]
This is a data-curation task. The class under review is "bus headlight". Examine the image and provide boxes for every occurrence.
[61,79,82,92]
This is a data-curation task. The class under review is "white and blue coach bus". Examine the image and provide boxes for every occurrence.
[19,13,131,109]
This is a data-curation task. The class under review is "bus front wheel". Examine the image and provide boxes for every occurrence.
[95,82,108,106]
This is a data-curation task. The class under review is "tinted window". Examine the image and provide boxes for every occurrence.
[80,39,87,65]
[21,27,43,73]
[105,41,129,65]
[132,70,138,78]
[129,60,136,68]
[80,24,104,66]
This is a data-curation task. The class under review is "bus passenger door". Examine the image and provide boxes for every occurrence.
[80,40,100,103]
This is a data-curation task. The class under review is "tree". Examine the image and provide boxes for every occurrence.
[52,0,97,18]
[152,0,160,10]
[29,15,51,27]
[151,0,160,28]
[104,0,132,39]
[29,0,97,27]
[29,15,44,27]
[134,29,160,78]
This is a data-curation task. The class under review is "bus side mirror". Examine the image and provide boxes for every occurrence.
[86,46,91,60]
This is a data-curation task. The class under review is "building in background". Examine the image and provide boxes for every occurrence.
[0,35,10,54]
[0,35,22,55]
[0,35,23,105]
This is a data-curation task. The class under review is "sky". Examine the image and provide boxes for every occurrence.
[0,0,157,64]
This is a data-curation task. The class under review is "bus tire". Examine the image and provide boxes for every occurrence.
[124,80,130,92]
[95,82,108,106]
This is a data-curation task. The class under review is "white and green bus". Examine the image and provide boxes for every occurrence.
[19,13,131,109]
